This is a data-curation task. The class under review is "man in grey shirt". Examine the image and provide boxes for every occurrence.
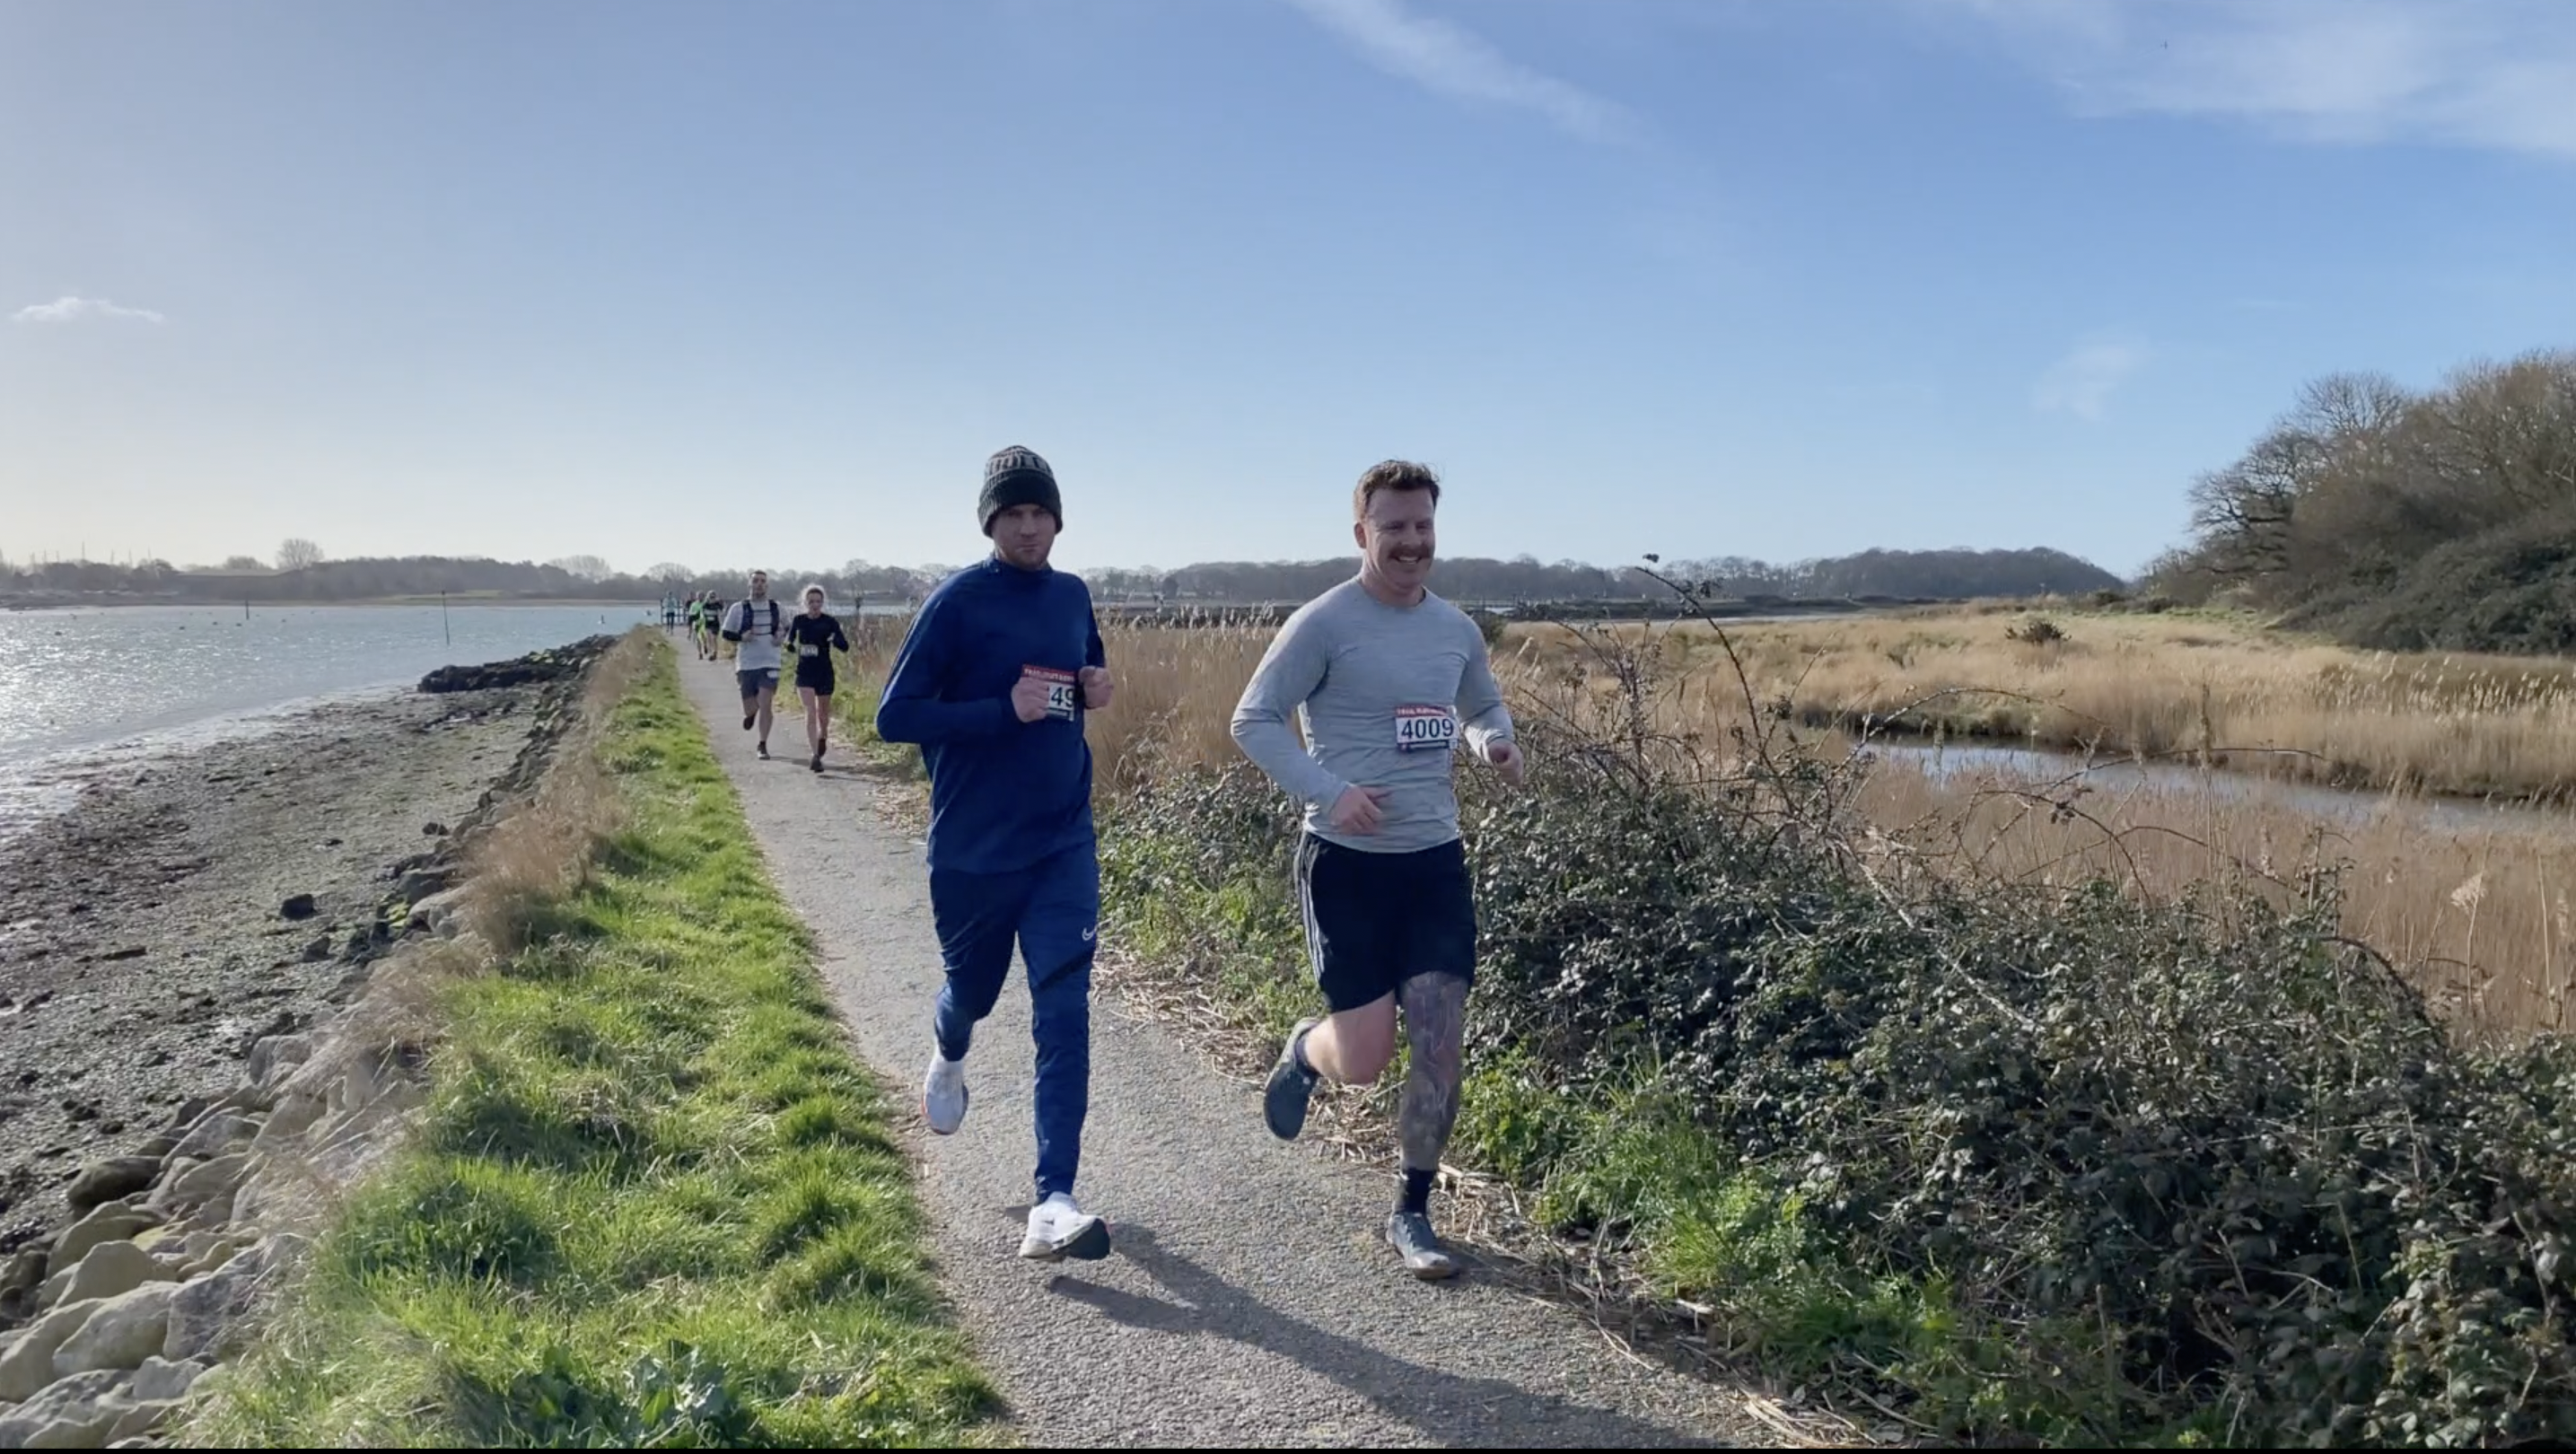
[722,569,788,759]
[1231,460,1523,1280]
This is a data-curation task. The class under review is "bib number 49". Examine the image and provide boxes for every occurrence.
[1395,705,1458,752]
[1023,666,1080,721]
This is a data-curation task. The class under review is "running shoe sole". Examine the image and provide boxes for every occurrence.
[1264,1018,1323,1141]
[1020,1216,1112,1262]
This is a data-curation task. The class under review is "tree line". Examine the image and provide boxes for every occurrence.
[2149,346,2576,652]
[0,543,2122,609]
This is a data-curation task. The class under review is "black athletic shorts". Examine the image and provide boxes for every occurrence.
[794,661,837,695]
[1293,833,1476,1013]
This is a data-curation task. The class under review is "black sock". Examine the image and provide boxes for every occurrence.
[1399,1167,1435,1216]
[1290,1024,1317,1076]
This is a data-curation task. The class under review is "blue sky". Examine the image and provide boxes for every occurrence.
[5,0,2572,579]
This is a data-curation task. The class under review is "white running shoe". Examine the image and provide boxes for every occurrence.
[922,1051,968,1135]
[1019,1193,1111,1262]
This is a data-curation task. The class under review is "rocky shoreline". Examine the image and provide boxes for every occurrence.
[0,638,614,1447]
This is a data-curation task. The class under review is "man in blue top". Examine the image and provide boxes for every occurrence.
[875,445,1116,1263]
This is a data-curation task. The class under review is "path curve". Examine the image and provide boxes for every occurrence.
[678,654,1770,1448]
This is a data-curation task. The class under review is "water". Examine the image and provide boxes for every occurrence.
[0,602,660,841]
[1867,740,2573,838]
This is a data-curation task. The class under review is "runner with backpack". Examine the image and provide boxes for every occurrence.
[721,572,786,758]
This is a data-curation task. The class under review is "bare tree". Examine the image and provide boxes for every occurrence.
[548,554,614,581]
[276,538,325,572]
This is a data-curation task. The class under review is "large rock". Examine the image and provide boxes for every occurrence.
[48,1205,162,1279]
[397,867,455,904]
[53,1241,174,1308]
[407,887,469,937]
[163,1234,306,1364]
[128,1356,206,1406]
[167,1110,252,1163]
[149,1154,248,1217]
[52,1283,178,1376]
[2,1249,43,1297]
[63,1160,160,1219]
[0,1368,129,1448]
[0,1302,96,1403]
[250,1092,325,1150]
[246,1035,313,1090]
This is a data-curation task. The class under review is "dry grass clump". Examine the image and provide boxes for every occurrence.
[460,630,653,952]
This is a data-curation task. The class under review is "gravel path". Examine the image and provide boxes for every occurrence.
[677,655,1773,1448]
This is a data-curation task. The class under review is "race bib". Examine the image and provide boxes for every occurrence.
[1394,705,1458,752]
[798,643,820,657]
[1022,665,1079,721]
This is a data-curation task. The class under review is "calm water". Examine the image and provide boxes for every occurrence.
[0,603,662,841]
[1868,740,2572,838]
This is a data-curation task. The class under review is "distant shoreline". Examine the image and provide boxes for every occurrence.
[2,594,662,611]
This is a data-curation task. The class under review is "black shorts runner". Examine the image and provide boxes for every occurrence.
[1293,833,1476,1013]
[795,662,836,695]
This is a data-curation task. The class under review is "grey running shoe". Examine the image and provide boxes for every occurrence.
[1264,1018,1322,1141]
[922,1051,968,1135]
[1387,1211,1458,1281]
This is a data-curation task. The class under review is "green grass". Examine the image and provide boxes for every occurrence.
[190,645,997,1448]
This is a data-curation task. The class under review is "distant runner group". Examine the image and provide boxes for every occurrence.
[680,448,1520,1277]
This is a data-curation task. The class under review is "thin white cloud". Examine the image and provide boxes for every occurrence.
[1943,0,2576,158]
[11,296,167,325]
[2033,340,2143,421]
[1283,0,1638,144]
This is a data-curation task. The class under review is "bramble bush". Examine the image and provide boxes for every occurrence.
[1099,617,2576,1446]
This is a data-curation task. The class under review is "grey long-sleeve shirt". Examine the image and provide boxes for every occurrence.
[1230,578,1514,854]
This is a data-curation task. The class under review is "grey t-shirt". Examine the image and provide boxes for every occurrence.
[1231,578,1514,854]
[723,597,787,670]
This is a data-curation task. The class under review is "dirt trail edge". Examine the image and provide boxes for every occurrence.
[676,655,1774,1449]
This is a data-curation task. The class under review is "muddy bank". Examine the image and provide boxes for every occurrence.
[0,646,599,1275]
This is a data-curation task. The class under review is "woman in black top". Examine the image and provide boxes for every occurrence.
[786,584,851,772]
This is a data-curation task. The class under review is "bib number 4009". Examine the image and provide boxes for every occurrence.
[1022,666,1080,721]
[1394,705,1458,752]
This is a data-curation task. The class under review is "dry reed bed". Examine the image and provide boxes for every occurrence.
[1057,613,2573,1043]
[1504,609,2576,806]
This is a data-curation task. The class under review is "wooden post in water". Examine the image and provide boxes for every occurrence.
[442,590,451,645]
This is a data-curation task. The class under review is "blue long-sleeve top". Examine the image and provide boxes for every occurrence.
[874,558,1105,874]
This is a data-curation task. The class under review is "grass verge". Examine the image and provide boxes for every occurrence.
[189,640,996,1448]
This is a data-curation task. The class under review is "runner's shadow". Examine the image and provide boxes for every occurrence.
[1044,1223,1717,1449]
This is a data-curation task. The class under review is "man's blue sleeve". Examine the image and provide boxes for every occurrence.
[875,593,1017,744]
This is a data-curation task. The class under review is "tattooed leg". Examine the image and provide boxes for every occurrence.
[1397,970,1468,1173]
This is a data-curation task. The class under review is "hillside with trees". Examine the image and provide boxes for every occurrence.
[2148,346,2576,653]
[0,544,2121,611]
